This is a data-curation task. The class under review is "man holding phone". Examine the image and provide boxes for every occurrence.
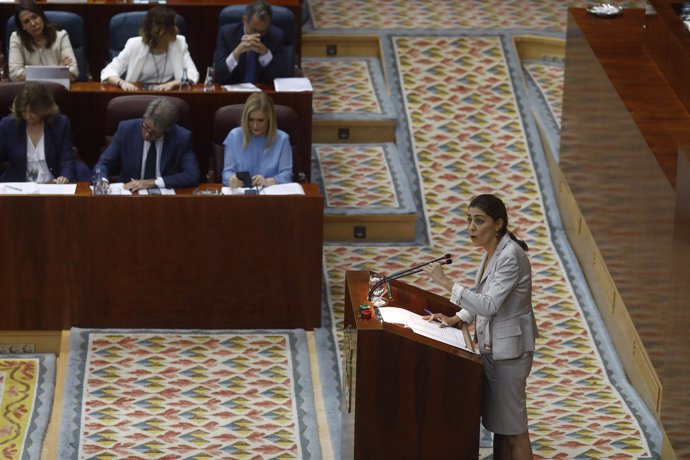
[214,0,286,84]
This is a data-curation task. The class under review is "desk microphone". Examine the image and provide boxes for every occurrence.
[367,255,453,301]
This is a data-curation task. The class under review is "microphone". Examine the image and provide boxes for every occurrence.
[387,253,451,280]
[367,256,453,301]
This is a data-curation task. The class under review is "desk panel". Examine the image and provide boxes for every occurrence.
[0,184,323,330]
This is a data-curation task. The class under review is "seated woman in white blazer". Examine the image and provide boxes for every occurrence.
[422,193,538,460]
[100,6,199,91]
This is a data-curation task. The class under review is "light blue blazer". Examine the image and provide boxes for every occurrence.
[451,234,538,360]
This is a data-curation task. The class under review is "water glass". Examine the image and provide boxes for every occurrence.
[203,66,215,92]
[368,272,388,307]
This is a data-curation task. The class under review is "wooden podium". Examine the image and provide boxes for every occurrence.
[341,271,483,459]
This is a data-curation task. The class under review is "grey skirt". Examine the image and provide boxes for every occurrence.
[480,351,534,435]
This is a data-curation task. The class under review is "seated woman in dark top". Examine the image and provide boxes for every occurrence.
[0,81,75,183]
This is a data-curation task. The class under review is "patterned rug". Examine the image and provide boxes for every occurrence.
[313,30,660,458]
[313,143,416,218]
[58,328,320,459]
[0,354,56,460]
[307,0,646,32]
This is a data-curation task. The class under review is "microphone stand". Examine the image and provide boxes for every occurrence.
[367,258,452,301]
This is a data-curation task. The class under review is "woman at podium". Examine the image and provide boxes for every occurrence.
[221,92,293,188]
[422,193,538,460]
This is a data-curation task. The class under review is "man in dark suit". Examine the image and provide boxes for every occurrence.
[93,97,200,191]
[214,0,287,84]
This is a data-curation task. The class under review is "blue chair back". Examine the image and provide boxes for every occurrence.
[108,11,187,60]
[218,5,296,76]
[4,11,88,82]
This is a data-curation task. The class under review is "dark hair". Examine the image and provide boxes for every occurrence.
[245,0,273,22]
[140,6,177,50]
[10,81,60,125]
[469,194,529,251]
[14,0,58,52]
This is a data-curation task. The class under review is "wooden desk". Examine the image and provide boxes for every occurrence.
[561,9,687,454]
[0,1,302,81]
[341,271,482,460]
[0,183,323,330]
[67,82,313,181]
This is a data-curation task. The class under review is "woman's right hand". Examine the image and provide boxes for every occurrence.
[229,175,243,188]
[118,80,138,92]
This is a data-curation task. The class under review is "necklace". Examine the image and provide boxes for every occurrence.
[149,49,168,83]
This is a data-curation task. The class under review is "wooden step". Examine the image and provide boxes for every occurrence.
[313,119,396,143]
[324,213,416,242]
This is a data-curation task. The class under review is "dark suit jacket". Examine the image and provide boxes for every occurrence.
[93,118,200,188]
[214,22,286,84]
[0,114,76,182]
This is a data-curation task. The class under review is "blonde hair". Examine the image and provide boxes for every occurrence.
[241,92,277,149]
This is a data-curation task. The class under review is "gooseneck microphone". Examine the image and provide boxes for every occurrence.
[367,255,453,301]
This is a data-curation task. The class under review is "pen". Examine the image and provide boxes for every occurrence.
[5,185,22,192]
[423,308,444,324]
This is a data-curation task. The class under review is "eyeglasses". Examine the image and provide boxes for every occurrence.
[141,122,162,138]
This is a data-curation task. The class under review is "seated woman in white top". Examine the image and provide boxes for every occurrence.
[100,6,199,91]
[8,0,79,82]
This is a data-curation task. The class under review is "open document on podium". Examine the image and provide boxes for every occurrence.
[378,307,475,353]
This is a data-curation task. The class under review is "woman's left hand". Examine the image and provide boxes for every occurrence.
[422,262,454,293]
[60,56,72,66]
[421,312,460,328]
[151,81,178,92]
[251,175,276,187]
[54,176,69,184]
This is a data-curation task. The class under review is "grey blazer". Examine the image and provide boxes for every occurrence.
[451,234,538,360]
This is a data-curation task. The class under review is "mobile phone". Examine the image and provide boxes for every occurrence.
[236,171,252,188]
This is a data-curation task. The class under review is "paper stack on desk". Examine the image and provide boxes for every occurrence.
[378,307,471,351]
[273,77,313,92]
[0,183,77,195]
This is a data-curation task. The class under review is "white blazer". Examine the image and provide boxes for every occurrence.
[100,35,199,84]
[451,234,538,360]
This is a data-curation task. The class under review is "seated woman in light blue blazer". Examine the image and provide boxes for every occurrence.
[222,92,293,188]
[422,193,538,460]
[100,6,199,91]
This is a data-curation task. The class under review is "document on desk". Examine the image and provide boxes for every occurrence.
[273,77,313,92]
[0,183,77,195]
[220,183,304,195]
[378,307,469,351]
[221,83,261,92]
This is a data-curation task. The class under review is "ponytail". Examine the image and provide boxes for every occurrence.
[507,231,528,251]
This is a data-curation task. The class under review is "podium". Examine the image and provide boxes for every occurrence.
[342,271,483,459]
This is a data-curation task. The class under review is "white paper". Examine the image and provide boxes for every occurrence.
[378,307,471,351]
[0,182,38,194]
[36,184,77,195]
[221,183,304,196]
[221,83,261,92]
[273,77,313,92]
[0,182,77,195]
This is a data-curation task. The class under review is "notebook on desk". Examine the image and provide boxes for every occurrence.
[25,65,71,89]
